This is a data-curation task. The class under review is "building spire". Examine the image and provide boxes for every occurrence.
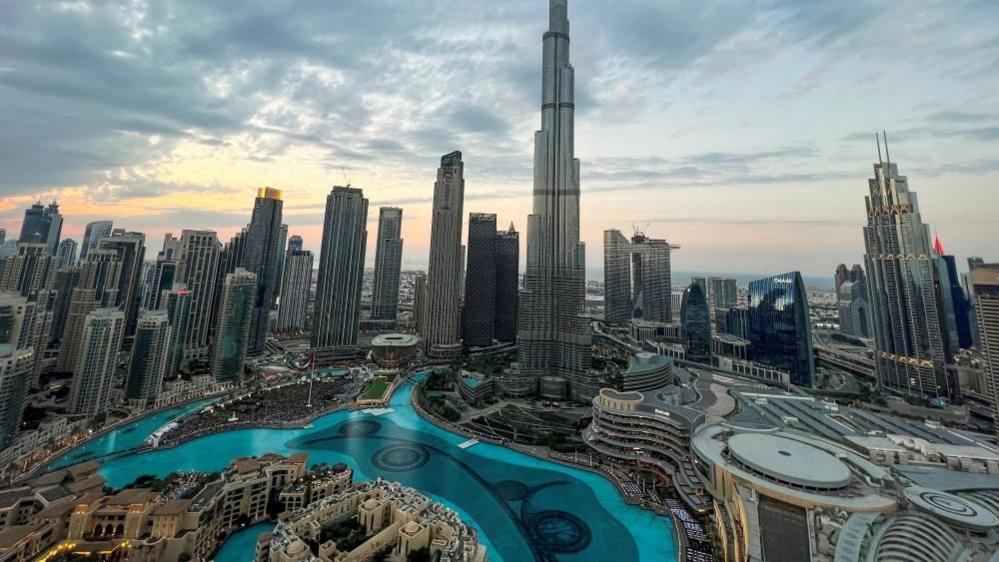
[933,230,946,256]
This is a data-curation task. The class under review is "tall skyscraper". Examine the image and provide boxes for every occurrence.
[494,223,520,344]
[243,188,284,356]
[97,230,146,342]
[970,263,999,425]
[312,186,368,362]
[79,220,112,262]
[68,308,125,417]
[126,310,171,408]
[212,268,256,383]
[863,137,949,400]
[277,248,313,334]
[18,201,62,255]
[603,229,633,325]
[423,152,465,361]
[57,249,122,372]
[0,243,55,297]
[748,272,815,388]
[56,238,77,268]
[273,223,289,297]
[413,271,427,335]
[176,230,222,358]
[0,345,34,450]
[518,0,594,400]
[630,232,673,323]
[602,229,674,325]
[371,207,404,324]
[463,213,498,348]
[163,287,191,377]
[48,267,79,345]
[681,281,711,363]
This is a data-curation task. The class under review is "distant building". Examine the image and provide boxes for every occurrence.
[681,281,711,363]
[462,213,497,348]
[933,235,974,356]
[835,264,872,339]
[243,188,284,356]
[97,230,146,342]
[144,233,181,310]
[602,229,675,325]
[312,186,368,362]
[79,220,112,262]
[211,268,256,383]
[708,277,737,310]
[277,248,313,334]
[68,308,125,417]
[413,271,427,336]
[423,152,465,361]
[371,207,404,325]
[971,263,999,426]
[747,271,815,387]
[864,138,950,400]
[57,249,122,373]
[0,243,55,297]
[55,238,77,269]
[126,310,171,409]
[18,201,62,256]
[493,223,519,343]
[287,235,303,252]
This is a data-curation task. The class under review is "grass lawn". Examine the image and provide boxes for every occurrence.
[361,377,389,400]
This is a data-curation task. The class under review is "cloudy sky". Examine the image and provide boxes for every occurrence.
[2,0,998,277]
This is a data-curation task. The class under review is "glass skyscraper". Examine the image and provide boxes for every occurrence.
[494,223,519,344]
[462,213,497,348]
[681,281,711,363]
[312,186,368,362]
[747,271,815,387]
[371,207,404,324]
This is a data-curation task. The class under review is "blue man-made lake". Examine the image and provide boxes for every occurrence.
[63,381,677,562]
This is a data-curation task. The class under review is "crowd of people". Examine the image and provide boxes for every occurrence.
[159,379,353,446]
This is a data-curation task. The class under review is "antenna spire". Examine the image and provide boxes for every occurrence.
[876,133,883,166]
[882,130,890,163]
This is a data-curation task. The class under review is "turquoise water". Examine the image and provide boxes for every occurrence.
[48,398,217,469]
[214,522,274,562]
[75,382,676,562]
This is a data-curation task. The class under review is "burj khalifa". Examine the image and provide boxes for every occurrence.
[516,0,596,401]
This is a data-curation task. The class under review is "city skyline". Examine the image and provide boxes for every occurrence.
[2,2,998,276]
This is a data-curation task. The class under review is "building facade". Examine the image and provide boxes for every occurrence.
[67,308,126,417]
[517,0,594,400]
[747,271,815,387]
[243,188,284,356]
[971,263,999,426]
[863,142,950,400]
[126,310,171,408]
[422,152,466,361]
[462,213,497,348]
[79,220,112,262]
[681,281,711,363]
[371,207,404,325]
[493,223,519,343]
[177,230,223,358]
[312,187,368,362]
[277,248,313,334]
[18,202,62,256]
[211,268,256,383]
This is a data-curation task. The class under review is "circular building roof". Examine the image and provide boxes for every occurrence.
[903,487,999,531]
[727,433,852,489]
[371,333,418,347]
